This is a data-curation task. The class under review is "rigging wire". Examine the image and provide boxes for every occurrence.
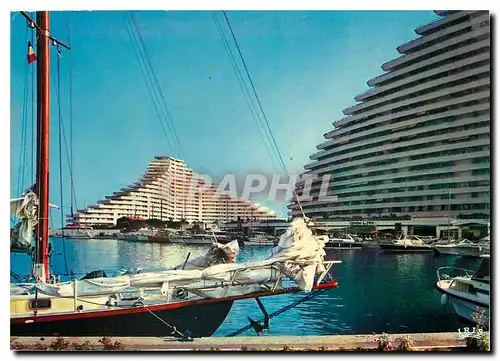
[129,12,184,159]
[211,12,281,172]
[128,13,185,160]
[221,11,287,174]
[123,16,175,155]
[221,11,306,217]
[15,25,30,196]
[15,71,28,197]
[30,13,35,186]
[55,45,69,276]
[63,17,84,277]
[66,18,75,219]
[13,24,32,229]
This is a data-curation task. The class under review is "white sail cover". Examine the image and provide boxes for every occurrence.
[142,218,327,292]
[175,240,240,270]
[10,283,35,295]
[10,191,38,249]
[266,218,329,291]
[34,278,131,297]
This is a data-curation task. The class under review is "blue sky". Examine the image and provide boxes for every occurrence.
[10,10,439,224]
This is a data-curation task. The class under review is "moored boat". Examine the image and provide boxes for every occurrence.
[148,234,171,243]
[436,255,490,326]
[433,238,485,257]
[379,235,433,252]
[10,11,342,339]
[244,232,276,246]
[11,218,341,337]
[325,234,363,249]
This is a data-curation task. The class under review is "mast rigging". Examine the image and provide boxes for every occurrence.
[22,11,71,282]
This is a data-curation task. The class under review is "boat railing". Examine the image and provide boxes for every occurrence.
[54,260,343,313]
[199,259,342,292]
[436,266,476,283]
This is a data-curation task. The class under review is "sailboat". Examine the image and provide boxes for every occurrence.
[10,11,341,338]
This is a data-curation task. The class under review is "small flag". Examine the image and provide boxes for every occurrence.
[27,41,36,64]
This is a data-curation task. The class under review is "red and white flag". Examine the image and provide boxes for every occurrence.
[27,41,36,64]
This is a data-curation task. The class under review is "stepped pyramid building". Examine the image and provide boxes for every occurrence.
[69,156,276,227]
[290,11,490,227]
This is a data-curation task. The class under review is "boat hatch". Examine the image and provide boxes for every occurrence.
[29,298,52,309]
[450,281,474,293]
[472,258,490,284]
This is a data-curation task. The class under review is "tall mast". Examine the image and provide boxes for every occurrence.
[19,10,70,282]
[35,11,51,282]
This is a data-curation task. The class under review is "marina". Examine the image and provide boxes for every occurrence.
[9,9,491,352]
[11,238,484,337]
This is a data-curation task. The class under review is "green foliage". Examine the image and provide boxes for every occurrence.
[466,307,490,352]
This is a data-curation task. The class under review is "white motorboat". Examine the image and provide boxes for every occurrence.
[117,229,153,242]
[436,255,490,327]
[379,235,433,252]
[245,232,275,246]
[325,234,362,249]
[434,238,486,257]
[170,234,218,245]
[478,236,490,254]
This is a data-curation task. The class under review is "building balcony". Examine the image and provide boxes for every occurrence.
[307,130,489,172]
[417,11,475,36]
[313,116,489,163]
[317,102,489,151]
[397,12,489,55]
[378,24,490,78]
[324,88,489,141]
[344,60,489,116]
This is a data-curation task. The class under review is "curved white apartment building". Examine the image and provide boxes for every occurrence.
[291,11,490,223]
[69,156,276,227]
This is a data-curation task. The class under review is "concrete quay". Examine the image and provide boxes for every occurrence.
[10,332,475,351]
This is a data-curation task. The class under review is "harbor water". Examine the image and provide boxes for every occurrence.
[11,238,482,336]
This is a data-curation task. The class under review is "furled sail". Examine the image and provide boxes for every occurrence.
[176,240,240,270]
[34,278,131,298]
[30,218,332,297]
[10,191,39,251]
[266,218,328,291]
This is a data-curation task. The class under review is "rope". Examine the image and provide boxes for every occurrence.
[129,13,185,160]
[123,16,175,155]
[12,24,32,228]
[221,11,306,218]
[211,12,281,172]
[55,44,69,276]
[143,306,184,337]
[49,295,184,337]
[226,288,327,337]
[66,18,75,219]
[30,17,35,186]
[126,13,184,160]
